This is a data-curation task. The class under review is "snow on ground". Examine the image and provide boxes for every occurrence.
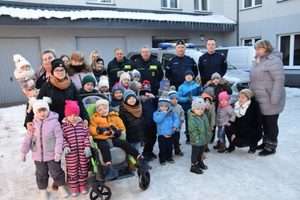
[0,87,300,200]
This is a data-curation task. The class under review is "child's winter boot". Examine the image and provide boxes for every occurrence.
[213,140,221,149]
[198,147,208,170]
[58,185,69,198]
[204,144,210,152]
[190,162,203,174]
[217,143,227,153]
[39,189,48,200]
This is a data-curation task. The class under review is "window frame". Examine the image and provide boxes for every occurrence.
[242,37,261,46]
[194,0,209,12]
[161,0,180,9]
[242,0,262,9]
[278,33,300,69]
[86,0,115,5]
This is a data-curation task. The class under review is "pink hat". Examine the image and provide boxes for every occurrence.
[218,91,230,102]
[64,100,80,117]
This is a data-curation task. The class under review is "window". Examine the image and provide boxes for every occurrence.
[243,0,262,9]
[279,33,300,67]
[86,0,114,4]
[242,37,261,46]
[161,0,179,9]
[194,0,209,11]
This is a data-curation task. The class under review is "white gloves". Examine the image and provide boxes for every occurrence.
[19,153,26,162]
[54,153,62,162]
[64,147,71,155]
[84,147,91,158]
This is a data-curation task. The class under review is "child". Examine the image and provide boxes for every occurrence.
[153,96,179,165]
[98,75,112,102]
[129,80,142,95]
[168,86,185,156]
[216,91,236,153]
[201,87,216,152]
[79,75,99,95]
[119,89,144,149]
[119,71,131,90]
[139,80,158,161]
[188,97,212,174]
[62,100,91,197]
[13,54,37,112]
[110,82,125,112]
[131,69,141,82]
[89,99,151,177]
[178,70,202,144]
[19,99,68,200]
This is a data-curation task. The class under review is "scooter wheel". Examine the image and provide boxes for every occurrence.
[89,184,112,200]
[139,171,151,190]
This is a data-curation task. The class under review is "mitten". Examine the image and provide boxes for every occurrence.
[84,147,92,158]
[110,125,121,137]
[96,126,108,134]
[63,147,71,155]
[19,152,26,162]
[54,153,61,162]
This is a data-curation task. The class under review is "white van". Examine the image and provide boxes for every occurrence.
[215,46,256,71]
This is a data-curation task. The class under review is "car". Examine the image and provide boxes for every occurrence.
[128,44,250,103]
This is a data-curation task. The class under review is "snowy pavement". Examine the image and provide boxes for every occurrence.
[0,87,300,200]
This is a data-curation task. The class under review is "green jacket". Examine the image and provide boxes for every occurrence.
[188,110,212,146]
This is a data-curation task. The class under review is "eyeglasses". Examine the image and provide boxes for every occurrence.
[53,69,66,73]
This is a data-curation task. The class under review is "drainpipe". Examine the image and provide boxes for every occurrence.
[236,0,240,45]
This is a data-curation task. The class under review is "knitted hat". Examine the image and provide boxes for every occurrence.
[32,99,50,115]
[96,98,109,108]
[191,97,206,110]
[129,81,141,92]
[99,75,109,89]
[51,58,66,74]
[185,70,194,77]
[176,40,185,46]
[119,72,131,83]
[111,82,125,95]
[158,96,171,108]
[203,87,215,99]
[139,80,152,96]
[132,69,141,78]
[218,91,230,102]
[82,75,96,87]
[95,57,104,64]
[13,54,31,69]
[64,100,80,117]
[240,89,253,100]
[168,85,179,99]
[123,89,137,103]
[211,72,221,80]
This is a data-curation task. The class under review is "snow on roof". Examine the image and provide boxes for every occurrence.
[0,6,235,24]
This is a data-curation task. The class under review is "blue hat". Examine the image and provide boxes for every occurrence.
[123,89,137,103]
[185,70,194,77]
[168,86,178,99]
[112,82,125,95]
[158,96,171,108]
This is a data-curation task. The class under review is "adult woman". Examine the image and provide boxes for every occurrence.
[35,50,56,89]
[225,89,262,154]
[89,50,100,65]
[249,40,286,156]
[91,57,107,82]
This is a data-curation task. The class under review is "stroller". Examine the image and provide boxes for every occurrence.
[82,94,151,200]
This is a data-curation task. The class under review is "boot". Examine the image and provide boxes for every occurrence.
[218,143,227,153]
[248,145,256,154]
[58,185,69,198]
[258,149,276,156]
[256,143,265,150]
[213,140,221,150]
[225,145,235,154]
[204,144,210,152]
[39,189,48,200]
[198,147,208,170]
[190,162,203,174]
[259,139,277,156]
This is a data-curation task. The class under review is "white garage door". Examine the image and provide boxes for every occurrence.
[0,38,41,106]
[76,37,127,67]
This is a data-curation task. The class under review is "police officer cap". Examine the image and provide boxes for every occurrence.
[176,40,185,46]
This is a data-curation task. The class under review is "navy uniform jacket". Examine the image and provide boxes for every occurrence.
[134,57,163,96]
[107,57,134,88]
[198,52,227,84]
[165,55,198,89]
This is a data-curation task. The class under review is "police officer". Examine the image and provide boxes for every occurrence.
[198,39,227,86]
[134,45,163,96]
[165,40,198,90]
[107,48,134,88]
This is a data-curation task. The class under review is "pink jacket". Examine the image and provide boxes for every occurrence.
[20,111,63,162]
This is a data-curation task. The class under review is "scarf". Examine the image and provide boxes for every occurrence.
[49,75,71,90]
[123,102,142,118]
[234,100,251,118]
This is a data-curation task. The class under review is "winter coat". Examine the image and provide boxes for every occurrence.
[89,111,126,140]
[165,55,198,89]
[188,110,212,147]
[153,109,179,136]
[216,105,236,126]
[250,50,286,115]
[141,98,157,126]
[134,57,163,95]
[198,52,227,80]
[93,68,107,83]
[178,80,202,111]
[205,79,232,105]
[36,81,89,123]
[119,102,144,143]
[35,65,48,89]
[225,98,262,145]
[20,111,63,162]
[110,98,123,112]
[170,103,185,131]
[204,103,216,129]
[107,57,134,88]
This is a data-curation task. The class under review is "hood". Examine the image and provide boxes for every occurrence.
[266,50,283,60]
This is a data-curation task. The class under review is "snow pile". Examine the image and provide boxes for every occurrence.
[0,87,299,200]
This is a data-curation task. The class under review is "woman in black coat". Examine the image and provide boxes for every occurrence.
[225,89,262,154]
